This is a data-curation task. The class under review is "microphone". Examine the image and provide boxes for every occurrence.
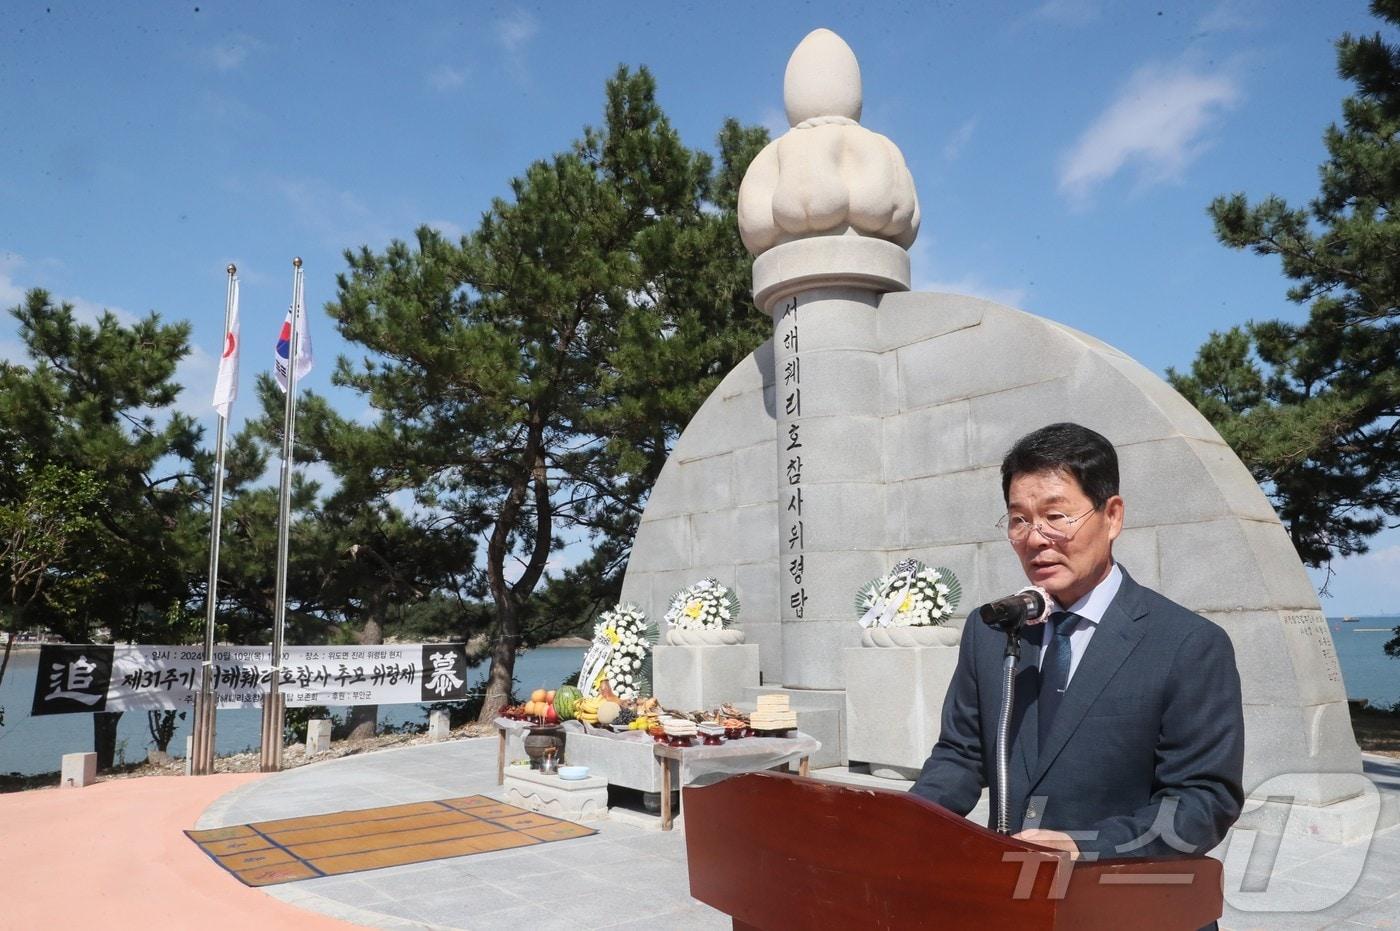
[978,586,1050,634]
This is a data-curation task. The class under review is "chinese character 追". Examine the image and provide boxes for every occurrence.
[44,656,102,705]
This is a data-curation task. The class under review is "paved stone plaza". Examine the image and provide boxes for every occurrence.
[195,736,1400,930]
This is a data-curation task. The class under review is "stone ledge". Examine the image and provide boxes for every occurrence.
[752,237,910,311]
[504,766,608,791]
[503,768,609,821]
[1236,784,1399,846]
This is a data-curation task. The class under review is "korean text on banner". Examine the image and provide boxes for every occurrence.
[29,643,472,715]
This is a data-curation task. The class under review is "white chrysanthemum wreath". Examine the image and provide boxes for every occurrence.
[664,577,740,631]
[592,603,657,700]
[855,559,962,628]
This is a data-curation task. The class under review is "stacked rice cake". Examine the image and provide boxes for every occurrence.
[662,717,698,738]
[749,693,797,731]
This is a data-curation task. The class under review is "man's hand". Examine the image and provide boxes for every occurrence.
[1013,828,1080,859]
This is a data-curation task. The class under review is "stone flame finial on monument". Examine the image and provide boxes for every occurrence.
[738,29,921,310]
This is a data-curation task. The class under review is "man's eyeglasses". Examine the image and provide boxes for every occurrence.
[997,506,1098,543]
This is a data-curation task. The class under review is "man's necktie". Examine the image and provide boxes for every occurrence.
[1038,611,1077,746]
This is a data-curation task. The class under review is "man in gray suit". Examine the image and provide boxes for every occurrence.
[910,422,1244,861]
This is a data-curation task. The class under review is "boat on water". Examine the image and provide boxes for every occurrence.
[1343,616,1359,622]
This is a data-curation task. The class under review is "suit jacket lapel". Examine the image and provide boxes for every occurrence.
[1030,570,1152,787]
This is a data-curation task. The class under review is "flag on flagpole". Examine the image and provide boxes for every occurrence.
[212,277,240,418]
[273,277,313,392]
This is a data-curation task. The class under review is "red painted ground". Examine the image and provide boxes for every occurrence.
[0,773,364,930]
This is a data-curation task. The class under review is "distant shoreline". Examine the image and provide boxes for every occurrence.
[535,636,591,649]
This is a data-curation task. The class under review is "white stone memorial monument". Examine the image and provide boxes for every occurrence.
[622,27,1376,835]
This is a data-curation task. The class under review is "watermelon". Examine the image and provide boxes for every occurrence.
[554,684,583,721]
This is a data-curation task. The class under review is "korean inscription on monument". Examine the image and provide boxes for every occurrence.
[779,296,808,620]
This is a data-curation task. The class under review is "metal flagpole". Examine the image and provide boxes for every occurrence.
[261,257,303,772]
[194,264,238,775]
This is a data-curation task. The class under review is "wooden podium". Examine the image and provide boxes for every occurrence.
[684,773,1222,930]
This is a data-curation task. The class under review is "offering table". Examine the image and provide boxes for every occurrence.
[495,718,819,827]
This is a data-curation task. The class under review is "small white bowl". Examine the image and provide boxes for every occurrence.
[558,765,590,780]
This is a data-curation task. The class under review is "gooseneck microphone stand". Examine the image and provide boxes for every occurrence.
[977,587,1048,835]
[995,630,1021,835]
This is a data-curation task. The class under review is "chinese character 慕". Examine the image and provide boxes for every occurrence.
[426,651,465,697]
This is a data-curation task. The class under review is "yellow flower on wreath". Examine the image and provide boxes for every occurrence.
[684,600,703,619]
[898,594,914,614]
[604,625,620,645]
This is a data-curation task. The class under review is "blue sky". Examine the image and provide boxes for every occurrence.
[2,0,1396,614]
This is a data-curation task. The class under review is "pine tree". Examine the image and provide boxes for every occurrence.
[291,68,769,720]
[1169,1,1400,574]
[0,289,204,766]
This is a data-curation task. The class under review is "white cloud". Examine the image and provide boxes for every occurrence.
[298,460,340,499]
[202,34,261,72]
[1357,545,1400,570]
[1025,0,1102,26]
[908,240,1029,308]
[917,275,1028,309]
[67,294,137,326]
[1058,60,1241,204]
[1308,540,1400,616]
[425,218,465,241]
[0,257,23,360]
[429,64,468,92]
[0,250,135,327]
[273,177,391,250]
[199,90,259,124]
[173,342,219,419]
[943,117,977,162]
[495,9,539,53]
[1196,1,1259,35]
[493,8,538,82]
[0,252,25,307]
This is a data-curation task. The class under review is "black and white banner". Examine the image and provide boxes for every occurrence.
[29,643,471,716]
